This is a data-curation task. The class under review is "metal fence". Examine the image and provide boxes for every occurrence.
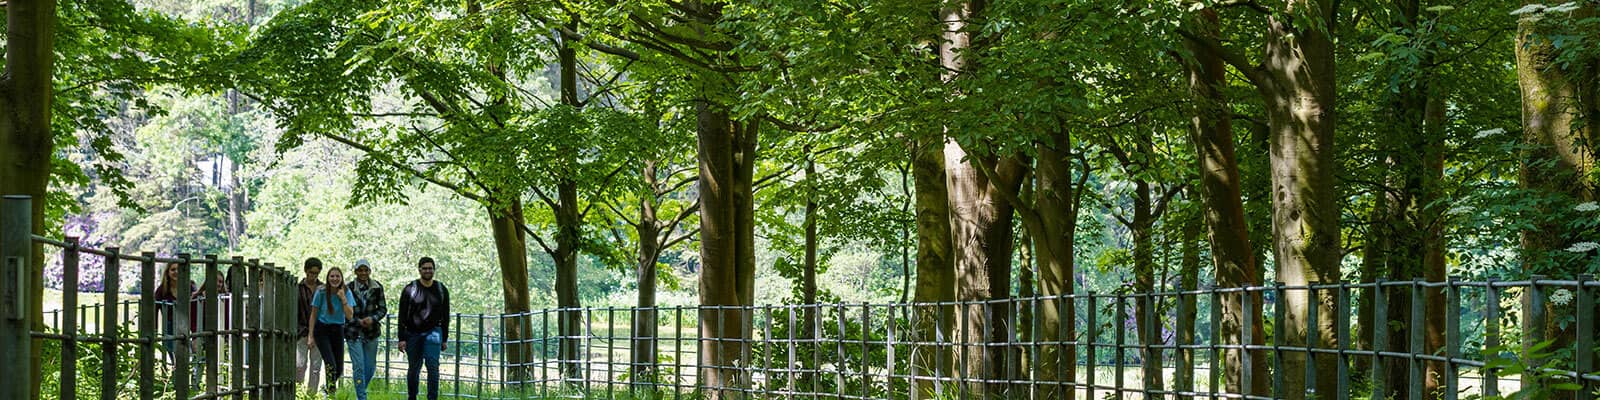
[10,189,1600,400]
[43,280,1599,400]
[4,196,301,400]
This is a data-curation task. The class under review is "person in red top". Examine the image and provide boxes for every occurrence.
[154,262,199,387]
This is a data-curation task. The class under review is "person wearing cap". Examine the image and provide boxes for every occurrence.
[345,259,386,400]
[398,256,449,400]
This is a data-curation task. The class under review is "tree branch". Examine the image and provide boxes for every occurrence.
[531,186,558,212]
[1175,28,1268,86]
[1215,0,1271,14]
[317,131,484,203]
[603,198,640,228]
[626,13,734,51]
[661,228,700,251]
[521,224,558,256]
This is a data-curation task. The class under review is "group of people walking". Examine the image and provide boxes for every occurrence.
[294,256,452,400]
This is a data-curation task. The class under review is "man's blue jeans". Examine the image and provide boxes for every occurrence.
[346,337,379,400]
[405,328,443,400]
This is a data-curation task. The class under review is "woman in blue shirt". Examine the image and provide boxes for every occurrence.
[306,266,354,396]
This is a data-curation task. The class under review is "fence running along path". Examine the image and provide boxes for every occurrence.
[11,194,1600,400]
[3,196,301,400]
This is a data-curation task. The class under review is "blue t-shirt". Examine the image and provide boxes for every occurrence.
[311,288,355,325]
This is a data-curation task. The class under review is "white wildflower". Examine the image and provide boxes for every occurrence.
[1513,2,1579,16]
[1512,4,1547,14]
[1448,205,1475,215]
[1474,128,1505,139]
[1549,289,1574,306]
[1576,202,1599,212]
[1565,241,1599,253]
[1548,2,1580,12]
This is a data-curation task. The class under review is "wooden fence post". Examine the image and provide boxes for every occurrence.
[138,253,156,400]
[205,254,220,395]
[63,237,81,400]
[1576,275,1594,400]
[229,257,244,400]
[103,248,121,400]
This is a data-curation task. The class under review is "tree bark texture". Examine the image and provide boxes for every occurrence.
[555,27,586,384]
[633,160,664,385]
[1516,3,1599,398]
[1033,130,1079,400]
[0,1,58,397]
[695,101,759,399]
[487,196,536,386]
[1258,2,1342,397]
[910,136,956,397]
[1181,8,1269,397]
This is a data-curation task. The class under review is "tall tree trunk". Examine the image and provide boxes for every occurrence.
[910,136,956,397]
[1179,9,1269,396]
[801,150,819,339]
[946,144,1024,399]
[696,101,759,399]
[632,161,663,386]
[556,178,583,383]
[554,24,585,385]
[1034,130,1079,400]
[1016,200,1034,377]
[1131,178,1166,396]
[488,196,535,386]
[227,160,246,252]
[1515,3,1599,398]
[1259,2,1341,398]
[1378,3,1450,397]
[1175,203,1201,400]
[0,1,57,397]
[1354,186,1386,379]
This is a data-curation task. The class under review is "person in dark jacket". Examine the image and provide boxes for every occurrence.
[345,259,386,400]
[398,256,449,400]
[295,258,324,393]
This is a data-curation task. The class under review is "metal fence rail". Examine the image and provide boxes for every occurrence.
[46,280,1593,400]
[10,190,1599,400]
[29,236,302,400]
[5,195,301,400]
[30,272,1600,400]
[314,279,1590,400]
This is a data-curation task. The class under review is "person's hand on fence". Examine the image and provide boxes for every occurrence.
[398,340,406,353]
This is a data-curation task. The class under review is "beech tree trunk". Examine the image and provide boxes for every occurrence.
[487,196,536,386]
[0,1,57,397]
[556,177,583,383]
[1175,205,1201,400]
[1257,2,1342,398]
[1131,178,1165,395]
[1355,189,1386,378]
[1034,130,1079,400]
[801,151,819,339]
[695,101,759,399]
[632,160,663,386]
[1515,3,1599,398]
[554,26,585,384]
[1180,9,1269,396]
[945,143,1024,399]
[910,136,956,396]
